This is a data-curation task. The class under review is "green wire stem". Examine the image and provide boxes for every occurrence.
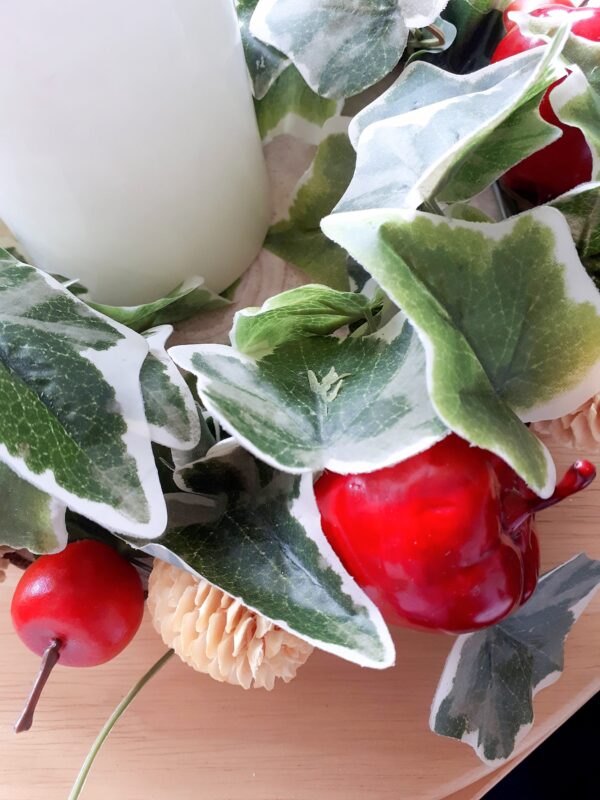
[68,650,174,800]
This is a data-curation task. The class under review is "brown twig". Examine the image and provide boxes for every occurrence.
[14,639,62,733]
[425,24,446,49]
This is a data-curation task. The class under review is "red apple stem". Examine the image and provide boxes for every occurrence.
[14,638,62,734]
[530,461,596,516]
[507,461,596,534]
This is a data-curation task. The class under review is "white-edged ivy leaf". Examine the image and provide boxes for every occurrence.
[87,277,229,334]
[265,127,355,289]
[237,0,289,100]
[230,284,380,359]
[52,274,90,297]
[322,207,600,497]
[170,314,447,476]
[446,202,494,223]
[336,43,567,213]
[551,181,600,258]
[171,407,218,471]
[250,0,450,99]
[552,64,600,179]
[431,554,600,764]
[140,326,201,451]
[550,182,600,290]
[254,64,343,143]
[522,15,600,177]
[129,445,395,668]
[0,462,67,554]
[0,249,166,537]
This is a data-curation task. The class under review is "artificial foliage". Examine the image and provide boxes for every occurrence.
[1,0,600,782]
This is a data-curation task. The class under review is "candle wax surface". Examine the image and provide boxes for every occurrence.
[0,0,270,305]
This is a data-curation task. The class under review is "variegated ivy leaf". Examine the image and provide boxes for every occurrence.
[552,63,600,178]
[131,444,394,668]
[431,554,600,764]
[88,277,229,334]
[0,463,67,554]
[141,326,201,451]
[254,64,342,143]
[0,249,166,537]
[522,13,600,177]
[171,408,219,471]
[551,182,600,288]
[170,314,447,476]
[322,207,600,497]
[231,284,381,359]
[336,43,567,213]
[265,126,355,289]
[446,202,494,223]
[236,0,289,100]
[250,0,450,99]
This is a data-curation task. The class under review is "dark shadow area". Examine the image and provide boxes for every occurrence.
[484,692,599,799]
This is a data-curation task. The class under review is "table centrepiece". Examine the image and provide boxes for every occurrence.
[1,1,600,797]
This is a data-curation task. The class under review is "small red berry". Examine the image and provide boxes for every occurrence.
[11,540,144,668]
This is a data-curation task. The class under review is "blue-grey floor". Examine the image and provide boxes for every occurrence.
[484,692,598,799]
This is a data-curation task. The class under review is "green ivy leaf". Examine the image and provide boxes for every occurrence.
[523,16,600,176]
[446,202,494,223]
[336,43,566,213]
[131,444,394,668]
[265,129,355,288]
[254,65,342,142]
[88,277,229,334]
[551,182,600,257]
[0,463,67,554]
[236,0,289,100]
[550,182,600,290]
[140,326,201,450]
[0,250,166,537]
[431,554,600,763]
[552,66,600,180]
[322,207,600,497]
[250,0,450,99]
[231,284,380,359]
[170,314,447,476]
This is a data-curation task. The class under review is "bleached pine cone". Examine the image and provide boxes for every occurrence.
[147,560,313,690]
[532,394,600,452]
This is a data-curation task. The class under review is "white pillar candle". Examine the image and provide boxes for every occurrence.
[0,0,270,305]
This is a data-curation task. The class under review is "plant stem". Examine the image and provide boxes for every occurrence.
[422,197,444,215]
[68,650,174,800]
[14,639,62,733]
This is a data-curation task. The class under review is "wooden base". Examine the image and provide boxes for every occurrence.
[0,436,598,800]
[1,217,599,798]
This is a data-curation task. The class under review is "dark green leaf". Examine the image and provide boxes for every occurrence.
[131,445,395,668]
[0,249,166,537]
[431,554,600,763]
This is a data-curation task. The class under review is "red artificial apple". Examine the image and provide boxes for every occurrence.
[503,0,574,32]
[315,434,595,634]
